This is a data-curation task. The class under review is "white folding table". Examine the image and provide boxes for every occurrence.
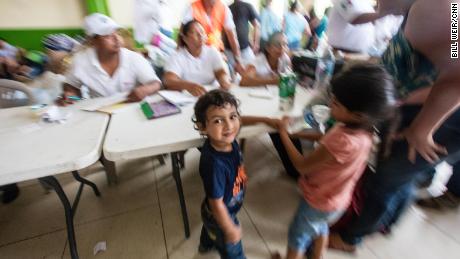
[0,104,110,259]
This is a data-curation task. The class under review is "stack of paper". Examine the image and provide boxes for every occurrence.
[79,93,128,113]
[42,105,71,123]
[158,90,197,106]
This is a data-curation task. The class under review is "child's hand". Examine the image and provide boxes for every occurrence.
[277,116,291,132]
[225,225,242,244]
[264,118,281,129]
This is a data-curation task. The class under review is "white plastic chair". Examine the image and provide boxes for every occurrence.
[0,79,37,108]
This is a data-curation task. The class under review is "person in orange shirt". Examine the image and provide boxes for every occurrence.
[182,0,244,74]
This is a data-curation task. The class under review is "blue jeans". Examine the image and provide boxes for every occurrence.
[288,199,342,252]
[199,200,246,259]
[339,105,460,245]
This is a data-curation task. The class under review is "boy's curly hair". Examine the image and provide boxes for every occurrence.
[193,89,240,130]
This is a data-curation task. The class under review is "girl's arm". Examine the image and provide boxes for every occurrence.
[208,198,241,243]
[277,119,335,175]
[290,130,323,142]
[241,116,278,128]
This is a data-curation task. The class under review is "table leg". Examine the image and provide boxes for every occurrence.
[100,154,117,185]
[72,171,101,197]
[39,176,79,259]
[156,154,166,166]
[171,151,190,238]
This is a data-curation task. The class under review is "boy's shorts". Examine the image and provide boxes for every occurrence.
[200,200,246,259]
[288,199,343,252]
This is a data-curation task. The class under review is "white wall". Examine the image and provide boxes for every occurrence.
[0,0,285,30]
[111,0,265,29]
[0,0,85,28]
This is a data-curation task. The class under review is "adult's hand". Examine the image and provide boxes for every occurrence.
[402,126,447,164]
[127,86,150,102]
[56,87,81,106]
[55,94,76,106]
[185,83,207,97]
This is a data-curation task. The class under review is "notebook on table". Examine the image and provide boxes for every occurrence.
[140,99,181,119]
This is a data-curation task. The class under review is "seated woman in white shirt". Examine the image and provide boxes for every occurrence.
[239,32,291,87]
[163,20,231,96]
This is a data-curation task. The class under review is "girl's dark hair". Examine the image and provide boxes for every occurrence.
[290,1,298,12]
[193,89,240,129]
[177,20,201,48]
[330,63,397,127]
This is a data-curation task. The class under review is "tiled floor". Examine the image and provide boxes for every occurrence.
[1,134,459,259]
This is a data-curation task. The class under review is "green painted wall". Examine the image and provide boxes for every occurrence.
[0,28,84,51]
[85,0,111,16]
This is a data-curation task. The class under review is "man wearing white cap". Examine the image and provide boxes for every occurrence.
[61,13,161,103]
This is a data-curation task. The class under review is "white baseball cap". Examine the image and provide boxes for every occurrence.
[84,13,121,37]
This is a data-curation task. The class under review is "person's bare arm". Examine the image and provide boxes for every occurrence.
[224,27,242,74]
[251,19,260,53]
[127,80,161,102]
[350,12,386,25]
[239,66,279,86]
[215,69,232,90]
[402,86,432,105]
[400,0,459,163]
[277,118,335,174]
[208,198,242,244]
[241,116,277,127]
[290,130,323,142]
[163,71,207,96]
[403,73,458,163]
[350,0,412,25]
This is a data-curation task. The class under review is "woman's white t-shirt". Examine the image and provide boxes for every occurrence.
[249,53,291,77]
[164,45,226,85]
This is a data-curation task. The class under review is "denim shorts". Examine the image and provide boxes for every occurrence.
[288,199,343,252]
[200,200,246,259]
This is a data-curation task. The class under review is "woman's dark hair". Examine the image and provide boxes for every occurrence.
[290,1,298,12]
[193,89,240,129]
[177,20,201,48]
[263,31,284,58]
[330,63,397,127]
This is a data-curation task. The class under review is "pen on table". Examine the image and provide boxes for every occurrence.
[67,96,82,101]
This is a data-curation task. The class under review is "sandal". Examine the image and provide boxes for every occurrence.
[417,191,460,210]
[328,233,357,253]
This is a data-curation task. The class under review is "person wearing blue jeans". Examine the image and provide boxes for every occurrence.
[200,201,245,258]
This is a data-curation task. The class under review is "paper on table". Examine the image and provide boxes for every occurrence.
[80,93,127,112]
[158,90,197,106]
[248,87,274,99]
[41,105,71,123]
